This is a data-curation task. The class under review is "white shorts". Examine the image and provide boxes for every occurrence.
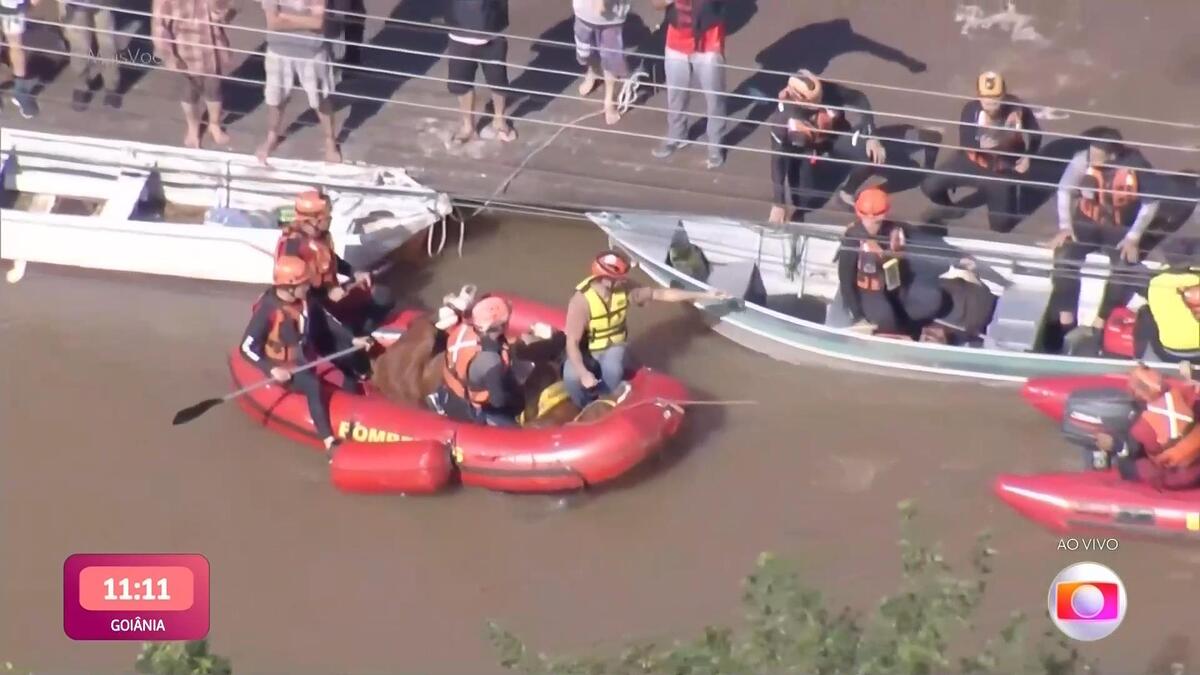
[1,12,26,36]
[264,49,335,109]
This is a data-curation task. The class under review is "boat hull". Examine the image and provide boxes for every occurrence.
[1,128,451,284]
[228,296,689,494]
[994,471,1200,540]
[588,211,1179,383]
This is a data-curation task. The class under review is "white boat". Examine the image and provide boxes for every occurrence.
[0,128,453,284]
[588,210,1182,382]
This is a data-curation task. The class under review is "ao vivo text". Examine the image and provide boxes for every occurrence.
[1058,537,1119,551]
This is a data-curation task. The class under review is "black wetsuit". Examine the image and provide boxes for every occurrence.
[836,221,943,336]
[240,290,358,440]
[441,334,523,427]
[769,82,878,217]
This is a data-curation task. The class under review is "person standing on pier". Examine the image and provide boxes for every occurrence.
[152,0,233,148]
[649,0,727,170]
[1,0,41,117]
[59,0,122,111]
[257,0,341,164]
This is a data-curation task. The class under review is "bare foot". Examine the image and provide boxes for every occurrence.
[256,138,277,166]
[448,126,476,147]
[578,71,599,96]
[324,143,343,164]
[184,131,201,149]
[209,125,230,146]
[604,106,621,125]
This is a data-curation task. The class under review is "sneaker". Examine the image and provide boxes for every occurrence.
[652,140,686,159]
[705,149,725,170]
[11,91,38,119]
[323,436,341,463]
[103,91,123,109]
[70,89,91,112]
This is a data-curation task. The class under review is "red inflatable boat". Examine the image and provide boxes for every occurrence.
[996,374,1200,540]
[228,295,689,495]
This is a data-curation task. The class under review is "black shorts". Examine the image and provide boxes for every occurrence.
[446,36,509,96]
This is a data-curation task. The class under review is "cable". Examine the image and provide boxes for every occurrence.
[4,90,1181,289]
[17,34,1200,210]
[11,40,1198,268]
[47,4,1200,158]
[308,3,1200,132]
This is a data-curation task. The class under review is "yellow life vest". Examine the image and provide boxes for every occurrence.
[1147,270,1200,352]
[576,276,628,352]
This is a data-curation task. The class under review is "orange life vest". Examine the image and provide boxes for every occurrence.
[275,232,338,289]
[784,103,838,148]
[1078,166,1139,227]
[967,108,1025,171]
[855,227,905,292]
[1141,384,1198,450]
[442,322,511,407]
[265,300,306,363]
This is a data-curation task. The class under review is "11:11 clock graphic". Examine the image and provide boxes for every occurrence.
[64,553,210,641]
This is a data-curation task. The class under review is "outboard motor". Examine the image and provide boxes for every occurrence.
[1061,387,1138,469]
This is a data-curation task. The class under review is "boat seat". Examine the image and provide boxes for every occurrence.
[99,169,153,220]
[705,260,767,306]
[983,282,1052,352]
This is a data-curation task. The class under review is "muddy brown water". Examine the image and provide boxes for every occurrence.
[2,213,1197,675]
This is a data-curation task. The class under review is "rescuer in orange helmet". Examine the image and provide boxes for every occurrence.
[434,295,525,427]
[240,255,374,456]
[834,187,944,338]
[1088,364,1200,491]
[563,249,731,407]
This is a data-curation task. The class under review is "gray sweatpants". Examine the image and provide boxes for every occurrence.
[60,3,120,91]
[663,47,725,148]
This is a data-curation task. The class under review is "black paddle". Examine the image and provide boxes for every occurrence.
[172,344,367,426]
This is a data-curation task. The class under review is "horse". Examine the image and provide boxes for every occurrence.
[368,316,621,427]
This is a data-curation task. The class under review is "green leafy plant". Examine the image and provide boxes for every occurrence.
[134,640,232,675]
[488,501,1083,675]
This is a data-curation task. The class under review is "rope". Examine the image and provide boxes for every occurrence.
[459,65,648,223]
[40,6,1200,158]
[14,36,1200,207]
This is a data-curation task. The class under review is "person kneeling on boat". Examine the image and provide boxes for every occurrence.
[563,250,731,408]
[278,189,392,382]
[278,189,395,334]
[241,255,374,454]
[836,187,943,337]
[1093,365,1200,491]
[436,295,526,427]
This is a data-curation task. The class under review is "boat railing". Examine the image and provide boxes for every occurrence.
[0,129,447,201]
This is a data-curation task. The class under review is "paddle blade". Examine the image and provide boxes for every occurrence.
[172,398,223,425]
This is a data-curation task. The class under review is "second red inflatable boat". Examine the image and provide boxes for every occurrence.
[995,374,1200,540]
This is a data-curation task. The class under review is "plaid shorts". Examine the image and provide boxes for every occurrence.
[264,48,335,109]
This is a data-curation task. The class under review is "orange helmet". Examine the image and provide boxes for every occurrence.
[976,71,1005,98]
[274,255,311,286]
[591,250,631,279]
[471,295,511,331]
[855,187,890,219]
[1127,364,1165,402]
[785,69,823,103]
[298,187,333,219]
